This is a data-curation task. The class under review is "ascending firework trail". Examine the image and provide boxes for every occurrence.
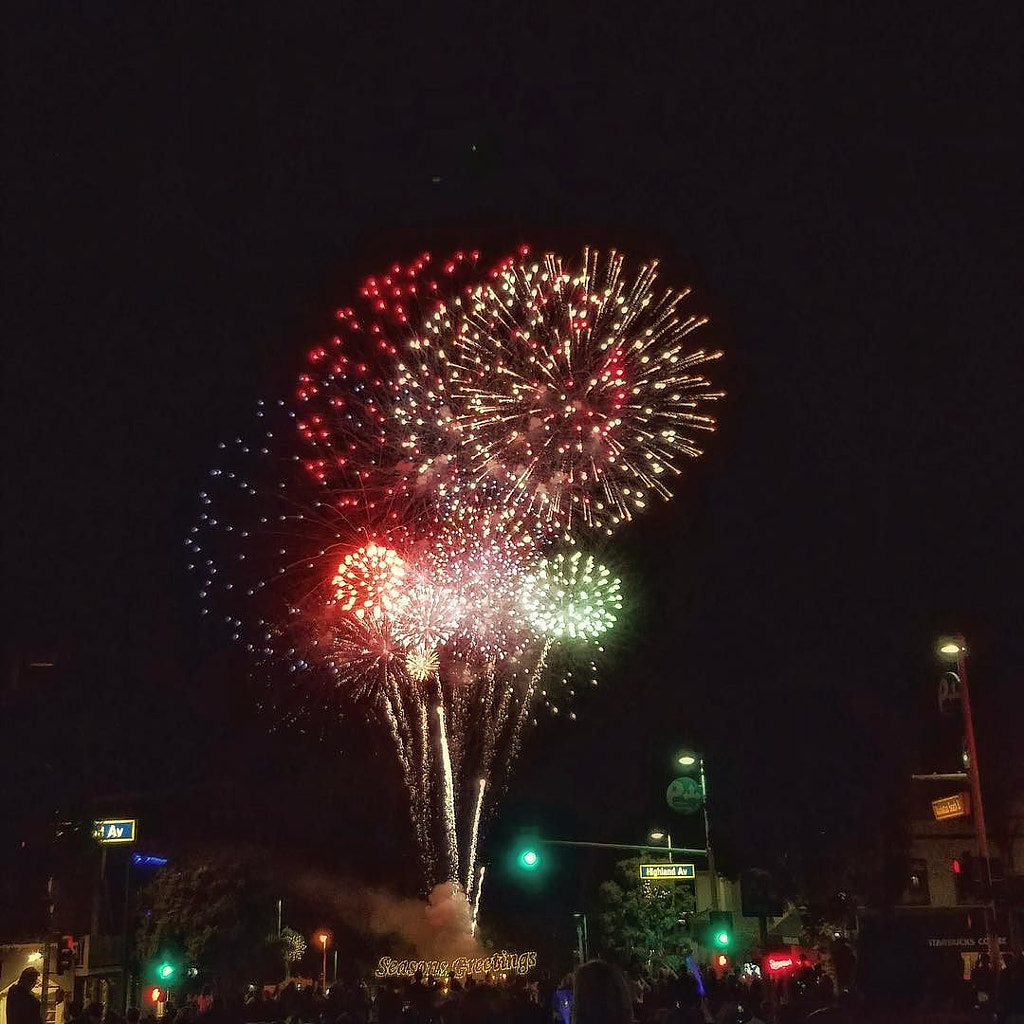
[189,246,724,894]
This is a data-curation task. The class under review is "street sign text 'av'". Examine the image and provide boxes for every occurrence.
[92,819,137,844]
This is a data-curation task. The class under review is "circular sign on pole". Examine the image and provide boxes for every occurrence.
[666,776,704,815]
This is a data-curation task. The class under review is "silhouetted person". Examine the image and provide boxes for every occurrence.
[7,969,41,1024]
[572,961,632,1024]
[972,953,995,1008]
[376,984,403,1024]
[1000,953,1024,1023]
[408,970,433,1023]
[458,985,506,1024]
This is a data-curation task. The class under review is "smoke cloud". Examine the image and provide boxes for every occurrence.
[291,872,483,957]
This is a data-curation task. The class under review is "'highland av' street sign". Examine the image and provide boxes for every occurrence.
[92,819,137,844]
[639,863,696,880]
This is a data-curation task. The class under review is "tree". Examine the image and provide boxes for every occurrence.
[280,926,306,980]
[136,855,285,993]
[594,858,695,971]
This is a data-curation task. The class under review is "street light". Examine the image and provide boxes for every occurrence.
[937,636,1000,970]
[674,750,719,910]
[649,830,673,863]
[315,930,331,993]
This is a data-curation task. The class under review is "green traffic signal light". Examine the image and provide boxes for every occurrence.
[709,910,733,949]
[518,848,540,871]
[157,962,176,981]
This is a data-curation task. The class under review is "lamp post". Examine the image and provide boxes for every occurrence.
[939,637,1001,971]
[316,931,330,994]
[677,751,719,910]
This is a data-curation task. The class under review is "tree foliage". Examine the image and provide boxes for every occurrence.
[594,858,695,971]
[136,855,285,991]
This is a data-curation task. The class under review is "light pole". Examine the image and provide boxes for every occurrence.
[316,931,330,994]
[677,751,719,910]
[649,830,673,864]
[939,637,1001,971]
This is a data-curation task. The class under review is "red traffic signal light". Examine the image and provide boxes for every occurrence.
[57,936,77,974]
[714,953,731,971]
[952,858,962,875]
[144,987,167,1004]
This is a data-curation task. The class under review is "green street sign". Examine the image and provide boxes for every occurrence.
[666,776,703,815]
[639,863,696,880]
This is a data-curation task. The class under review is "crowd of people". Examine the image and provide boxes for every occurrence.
[6,953,1024,1024]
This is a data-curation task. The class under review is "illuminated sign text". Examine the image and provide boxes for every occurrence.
[639,863,695,880]
[375,951,537,979]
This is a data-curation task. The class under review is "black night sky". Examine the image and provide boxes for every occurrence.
[5,3,1023,940]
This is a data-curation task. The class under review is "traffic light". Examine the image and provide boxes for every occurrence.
[57,937,76,974]
[713,952,731,973]
[709,910,733,949]
[154,957,178,982]
[517,846,541,871]
[953,852,980,904]
[144,987,167,1005]
[953,852,1004,904]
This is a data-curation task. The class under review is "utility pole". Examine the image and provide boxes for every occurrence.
[40,877,54,1024]
[699,759,720,911]
[949,638,1002,972]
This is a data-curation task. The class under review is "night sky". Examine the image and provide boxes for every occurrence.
[6,3,1023,935]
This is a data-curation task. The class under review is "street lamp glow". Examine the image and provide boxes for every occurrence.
[939,641,963,655]
[649,831,666,841]
[677,754,697,766]
[317,932,329,947]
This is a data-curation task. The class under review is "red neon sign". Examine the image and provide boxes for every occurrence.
[766,955,795,973]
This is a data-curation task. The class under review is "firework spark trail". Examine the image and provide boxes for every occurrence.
[478,666,500,769]
[414,695,435,871]
[486,682,515,776]
[464,776,487,893]
[508,639,552,764]
[398,682,433,875]
[471,864,486,935]
[447,678,471,783]
[386,678,435,877]
[436,703,460,882]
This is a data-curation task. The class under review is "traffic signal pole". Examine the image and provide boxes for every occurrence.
[954,640,1002,973]
[534,839,708,856]
[699,760,720,911]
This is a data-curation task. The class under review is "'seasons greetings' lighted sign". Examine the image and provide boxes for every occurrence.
[375,951,537,979]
